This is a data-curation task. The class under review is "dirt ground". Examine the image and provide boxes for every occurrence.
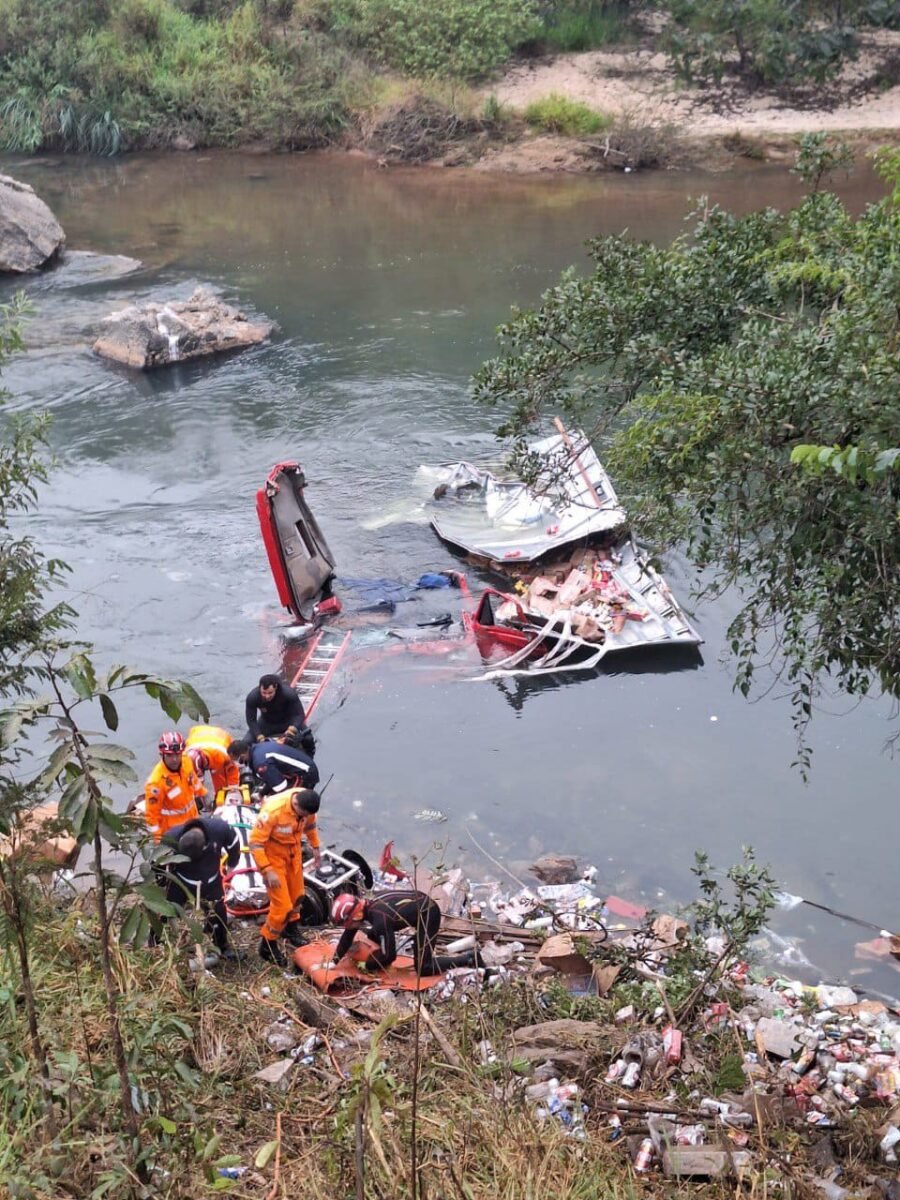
[473,29,900,172]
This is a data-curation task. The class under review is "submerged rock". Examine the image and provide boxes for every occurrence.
[530,853,579,885]
[0,174,65,272]
[92,285,275,369]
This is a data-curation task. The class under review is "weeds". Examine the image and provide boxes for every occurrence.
[524,92,609,135]
[320,0,541,82]
[0,0,360,152]
[539,0,633,51]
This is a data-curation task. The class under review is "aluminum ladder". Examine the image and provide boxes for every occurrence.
[290,627,351,717]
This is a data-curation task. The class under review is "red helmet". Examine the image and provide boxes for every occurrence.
[331,893,359,926]
[158,731,185,756]
[187,747,209,772]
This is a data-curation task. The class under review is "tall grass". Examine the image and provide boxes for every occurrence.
[539,0,632,51]
[524,92,609,134]
[0,0,359,152]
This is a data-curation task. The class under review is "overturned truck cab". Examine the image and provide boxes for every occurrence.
[256,461,337,623]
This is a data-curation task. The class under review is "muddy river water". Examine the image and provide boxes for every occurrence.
[2,151,896,993]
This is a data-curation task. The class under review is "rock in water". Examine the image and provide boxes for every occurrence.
[530,853,579,885]
[0,175,65,272]
[92,285,275,369]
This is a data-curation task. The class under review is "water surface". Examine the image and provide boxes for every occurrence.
[3,151,896,994]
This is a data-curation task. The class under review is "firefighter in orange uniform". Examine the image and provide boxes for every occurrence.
[249,787,322,966]
[143,731,207,842]
[185,725,241,802]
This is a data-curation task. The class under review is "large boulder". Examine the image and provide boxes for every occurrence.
[93,286,275,369]
[0,174,65,272]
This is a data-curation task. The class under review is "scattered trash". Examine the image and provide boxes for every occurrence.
[265,1020,299,1054]
[251,1059,294,1087]
[413,809,447,823]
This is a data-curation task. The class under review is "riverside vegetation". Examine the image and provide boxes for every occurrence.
[0,320,808,1197]
[2,139,900,1194]
[0,0,896,158]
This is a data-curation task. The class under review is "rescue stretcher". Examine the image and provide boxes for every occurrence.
[217,795,372,924]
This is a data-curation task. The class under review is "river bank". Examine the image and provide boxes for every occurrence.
[5,849,900,1199]
[1,0,899,176]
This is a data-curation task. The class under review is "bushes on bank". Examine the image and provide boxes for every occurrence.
[663,0,898,88]
[537,0,635,52]
[524,93,609,134]
[322,0,541,81]
[0,0,355,151]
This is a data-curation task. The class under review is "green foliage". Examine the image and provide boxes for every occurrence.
[791,443,900,484]
[8,654,208,847]
[793,130,854,190]
[690,847,776,948]
[323,0,541,81]
[664,0,860,87]
[538,0,632,51]
[523,93,610,135]
[0,302,72,708]
[0,0,354,151]
[475,138,900,762]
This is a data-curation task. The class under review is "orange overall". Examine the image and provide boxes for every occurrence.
[143,759,206,841]
[186,725,240,795]
[249,792,320,942]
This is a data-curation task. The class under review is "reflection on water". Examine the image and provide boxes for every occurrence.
[1,150,896,994]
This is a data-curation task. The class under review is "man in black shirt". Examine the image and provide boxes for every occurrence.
[330,889,444,975]
[244,674,315,755]
[160,816,242,957]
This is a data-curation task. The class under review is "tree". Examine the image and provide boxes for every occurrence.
[0,296,73,1104]
[0,298,209,1163]
[474,137,900,768]
[5,652,208,1152]
[664,0,861,87]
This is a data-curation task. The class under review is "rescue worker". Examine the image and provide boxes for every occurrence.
[160,815,242,958]
[249,787,322,966]
[185,724,241,804]
[330,889,444,976]
[245,674,315,756]
[227,737,319,797]
[143,732,206,842]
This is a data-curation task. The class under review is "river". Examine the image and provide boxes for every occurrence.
[2,150,896,995]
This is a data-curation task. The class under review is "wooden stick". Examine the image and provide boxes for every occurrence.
[419,1004,463,1070]
[465,824,528,892]
[266,1111,282,1200]
[655,979,678,1028]
[553,416,604,509]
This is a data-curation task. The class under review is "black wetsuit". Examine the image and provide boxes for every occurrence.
[245,681,309,744]
[162,817,241,951]
[335,890,443,974]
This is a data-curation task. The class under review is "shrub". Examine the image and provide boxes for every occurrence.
[665,0,860,88]
[538,0,632,52]
[0,0,355,150]
[523,92,609,135]
[323,0,541,81]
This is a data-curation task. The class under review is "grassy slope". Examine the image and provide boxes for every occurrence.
[1,894,890,1199]
[0,0,616,156]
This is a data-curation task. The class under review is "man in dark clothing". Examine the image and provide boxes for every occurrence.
[331,889,444,975]
[245,674,315,755]
[227,737,320,796]
[160,816,241,956]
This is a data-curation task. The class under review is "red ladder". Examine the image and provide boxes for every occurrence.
[290,627,351,717]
